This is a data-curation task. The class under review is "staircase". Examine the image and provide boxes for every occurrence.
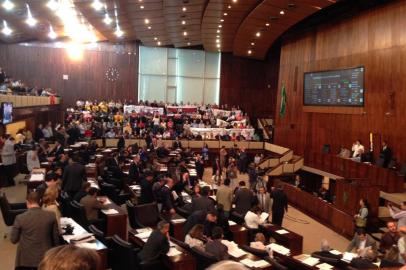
[257,118,273,140]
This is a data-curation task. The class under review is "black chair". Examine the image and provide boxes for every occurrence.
[100,182,130,206]
[240,244,267,258]
[310,252,341,265]
[126,200,138,229]
[175,205,191,218]
[170,236,191,251]
[89,225,113,268]
[70,201,90,229]
[375,157,385,167]
[0,193,27,238]
[133,202,162,228]
[59,191,72,217]
[230,210,244,225]
[190,246,218,270]
[264,257,288,270]
[111,235,140,270]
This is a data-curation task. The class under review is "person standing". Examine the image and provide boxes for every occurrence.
[1,135,16,186]
[219,146,228,173]
[216,178,233,218]
[62,155,86,198]
[271,184,288,226]
[10,192,59,270]
[354,198,369,229]
[388,202,406,229]
[26,145,40,173]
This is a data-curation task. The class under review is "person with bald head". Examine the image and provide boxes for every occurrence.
[380,221,400,253]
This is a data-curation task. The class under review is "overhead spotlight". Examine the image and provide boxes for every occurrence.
[115,26,123,37]
[218,25,222,28]
[216,35,220,38]
[280,10,285,15]
[92,0,103,11]
[144,18,149,24]
[256,32,261,37]
[48,25,57,39]
[247,50,252,55]
[2,20,11,35]
[154,37,157,40]
[265,23,270,26]
[216,43,220,48]
[187,42,190,46]
[251,42,255,45]
[183,31,187,36]
[140,5,144,9]
[2,0,14,10]
[220,19,224,22]
[216,29,220,33]
[182,6,186,11]
[157,41,161,46]
[47,0,59,11]
[25,4,37,27]
[147,26,151,29]
[216,39,219,43]
[232,0,237,2]
[104,13,112,25]
[181,20,186,25]
[227,5,231,9]
[223,13,228,16]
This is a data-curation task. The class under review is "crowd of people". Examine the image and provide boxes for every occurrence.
[0,67,57,97]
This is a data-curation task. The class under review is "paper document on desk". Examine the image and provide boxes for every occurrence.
[302,257,320,266]
[167,247,182,257]
[252,260,271,268]
[268,243,290,256]
[136,227,152,234]
[172,218,186,224]
[135,230,152,240]
[341,252,357,263]
[101,209,118,215]
[228,220,236,226]
[329,249,342,255]
[129,185,141,190]
[228,248,247,258]
[76,242,98,250]
[70,233,95,244]
[240,258,255,268]
[30,174,44,181]
[316,263,334,270]
[260,212,269,223]
[275,229,289,234]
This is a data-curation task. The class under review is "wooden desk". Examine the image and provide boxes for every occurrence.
[229,224,248,246]
[233,252,272,270]
[98,196,127,240]
[128,229,196,270]
[27,168,46,190]
[260,224,303,256]
[274,252,342,270]
[161,213,187,241]
[61,217,108,270]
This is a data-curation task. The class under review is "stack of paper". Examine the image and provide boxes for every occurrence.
[136,227,152,234]
[341,252,357,263]
[316,263,334,270]
[240,258,255,268]
[172,218,186,224]
[329,249,342,255]
[252,260,271,268]
[268,243,291,256]
[228,248,247,258]
[167,247,182,257]
[275,229,289,234]
[260,212,269,223]
[228,220,237,226]
[30,174,44,182]
[101,209,119,215]
[135,230,152,240]
[302,257,320,267]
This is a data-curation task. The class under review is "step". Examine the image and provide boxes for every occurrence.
[371,232,382,241]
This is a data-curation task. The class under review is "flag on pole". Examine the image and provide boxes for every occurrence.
[279,83,287,118]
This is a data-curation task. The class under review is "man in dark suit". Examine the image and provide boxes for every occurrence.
[62,155,86,198]
[271,184,288,226]
[183,210,218,236]
[139,170,155,204]
[49,140,64,160]
[205,226,229,261]
[191,186,215,212]
[10,192,59,270]
[346,229,377,253]
[379,141,392,168]
[160,178,176,214]
[138,221,170,263]
[234,181,253,216]
[128,155,141,183]
[172,137,182,149]
[195,154,205,180]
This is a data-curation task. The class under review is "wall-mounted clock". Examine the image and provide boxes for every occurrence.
[106,67,120,82]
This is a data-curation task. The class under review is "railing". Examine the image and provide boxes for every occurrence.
[0,94,60,107]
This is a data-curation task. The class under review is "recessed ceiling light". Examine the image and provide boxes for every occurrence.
[187,42,190,46]
[216,44,220,48]
[140,5,144,9]
[218,25,222,28]
[217,29,220,33]
[216,39,219,43]
[232,0,237,3]
[183,31,187,36]
[248,50,252,55]
[256,32,261,37]
[220,19,224,22]
[104,12,112,25]
[154,37,157,40]
[48,25,56,39]
[182,7,186,11]
[47,0,59,11]
[2,20,11,35]
[251,42,255,46]
[216,35,220,38]
[280,10,285,15]
[115,27,123,37]
[223,13,228,16]
[144,18,149,24]
[157,41,161,46]
[92,0,103,11]
[25,4,37,27]
[265,23,270,27]
[148,26,151,29]
[138,0,143,2]
[181,20,186,25]
[2,0,14,10]
[227,5,231,9]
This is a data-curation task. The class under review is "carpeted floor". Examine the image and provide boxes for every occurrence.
[0,170,350,269]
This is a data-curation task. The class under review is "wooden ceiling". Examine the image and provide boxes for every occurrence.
[0,0,339,59]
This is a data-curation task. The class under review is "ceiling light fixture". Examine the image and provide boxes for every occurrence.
[140,5,144,9]
[248,50,252,55]
[182,6,186,11]
[104,13,112,25]
[157,41,161,46]
[115,25,123,37]
[2,20,11,35]
[256,32,261,37]
[216,44,220,48]
[280,10,285,15]
[223,13,227,16]
[181,20,186,25]
[251,42,255,45]
[47,0,59,11]
[265,23,270,26]
[216,39,219,43]
[144,18,149,24]
[92,0,103,11]
[183,31,187,36]
[154,37,157,40]
[25,4,37,27]
[147,26,151,29]
[232,0,237,3]
[227,5,231,9]
[187,42,190,46]
[220,19,224,22]
[217,29,220,33]
[48,25,57,39]
[218,25,222,28]
[2,0,14,10]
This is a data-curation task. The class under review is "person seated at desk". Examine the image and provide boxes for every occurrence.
[191,186,215,213]
[48,140,64,161]
[73,182,91,203]
[311,239,342,260]
[380,245,404,268]
[250,232,267,250]
[205,227,229,261]
[79,187,108,222]
[183,210,218,238]
[138,221,170,264]
[185,224,205,249]
[351,140,365,158]
[318,187,331,202]
[42,186,62,234]
[128,155,141,183]
[350,249,378,269]
[244,205,267,229]
[346,229,377,256]
[36,171,60,200]
[379,221,400,253]
[379,141,393,168]
[337,145,351,159]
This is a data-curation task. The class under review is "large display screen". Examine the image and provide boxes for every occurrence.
[1,102,13,124]
[303,66,364,106]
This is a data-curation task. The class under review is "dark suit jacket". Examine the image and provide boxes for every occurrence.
[62,162,86,194]
[205,239,229,261]
[138,230,169,262]
[234,187,253,215]
[160,185,174,212]
[140,178,154,204]
[350,258,378,269]
[191,196,215,213]
[379,147,392,168]
[271,188,288,214]
[183,210,206,235]
[10,207,59,267]
[80,195,106,221]
[172,141,182,149]
[128,163,140,183]
[311,250,342,260]
[50,145,64,159]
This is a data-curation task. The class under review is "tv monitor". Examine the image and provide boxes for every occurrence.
[303,66,365,107]
[1,102,13,124]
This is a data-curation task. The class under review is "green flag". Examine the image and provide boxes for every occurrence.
[279,83,287,117]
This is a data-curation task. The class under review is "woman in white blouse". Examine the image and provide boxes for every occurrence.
[26,145,40,172]
[185,224,204,249]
